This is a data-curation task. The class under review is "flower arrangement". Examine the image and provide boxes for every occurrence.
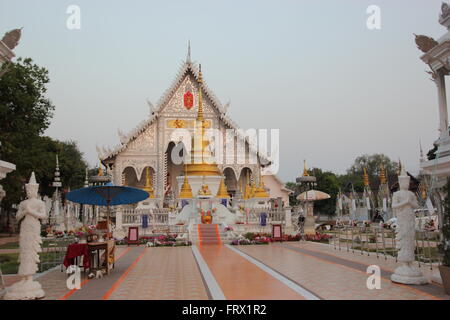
[304,232,332,243]
[130,234,192,247]
[231,237,270,245]
[424,218,436,231]
[285,234,301,241]
[54,231,64,238]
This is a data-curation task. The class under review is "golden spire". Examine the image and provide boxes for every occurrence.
[98,160,104,176]
[303,160,309,177]
[380,164,387,185]
[363,167,369,187]
[185,64,220,176]
[197,64,204,122]
[253,175,269,199]
[244,171,255,199]
[179,164,193,199]
[216,177,230,199]
[142,167,155,198]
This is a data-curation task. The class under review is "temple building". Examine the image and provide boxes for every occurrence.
[99,47,290,207]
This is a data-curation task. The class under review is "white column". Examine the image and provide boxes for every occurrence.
[436,70,449,139]
[284,208,291,227]
[116,207,123,229]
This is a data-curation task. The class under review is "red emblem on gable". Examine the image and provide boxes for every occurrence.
[184,91,193,110]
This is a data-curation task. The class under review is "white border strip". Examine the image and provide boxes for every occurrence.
[226,244,320,300]
[191,245,226,300]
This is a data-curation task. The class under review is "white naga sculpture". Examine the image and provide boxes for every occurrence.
[4,172,47,299]
[390,167,427,285]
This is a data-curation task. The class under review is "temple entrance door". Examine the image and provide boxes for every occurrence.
[223,167,238,197]
[165,142,184,203]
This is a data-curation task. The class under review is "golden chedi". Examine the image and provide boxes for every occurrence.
[363,167,369,187]
[253,177,269,199]
[216,177,230,199]
[185,64,221,176]
[179,165,193,199]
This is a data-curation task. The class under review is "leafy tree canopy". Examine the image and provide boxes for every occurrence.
[0,58,87,211]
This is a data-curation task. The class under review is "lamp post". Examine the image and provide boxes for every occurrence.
[296,161,317,235]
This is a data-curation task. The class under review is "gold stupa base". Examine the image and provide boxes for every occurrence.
[185,163,221,176]
[176,175,223,197]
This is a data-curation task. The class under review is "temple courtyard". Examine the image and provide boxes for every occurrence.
[2,238,447,300]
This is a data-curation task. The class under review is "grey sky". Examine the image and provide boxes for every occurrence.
[0,0,445,182]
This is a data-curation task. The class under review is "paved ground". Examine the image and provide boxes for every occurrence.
[2,242,449,300]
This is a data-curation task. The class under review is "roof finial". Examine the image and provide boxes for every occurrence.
[186,40,191,63]
[303,160,309,177]
[363,167,369,187]
[197,64,204,121]
[198,64,203,83]
[419,139,425,161]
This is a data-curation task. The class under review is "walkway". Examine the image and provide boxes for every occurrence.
[2,242,449,300]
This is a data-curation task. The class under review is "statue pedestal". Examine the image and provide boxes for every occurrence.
[4,277,45,300]
[391,263,428,285]
[304,202,316,235]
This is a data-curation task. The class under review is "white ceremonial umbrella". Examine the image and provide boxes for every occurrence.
[296,190,331,202]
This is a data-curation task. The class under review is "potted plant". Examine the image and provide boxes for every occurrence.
[439,179,450,294]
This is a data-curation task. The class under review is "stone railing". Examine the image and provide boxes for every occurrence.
[329,225,442,270]
[246,208,285,224]
[122,208,171,226]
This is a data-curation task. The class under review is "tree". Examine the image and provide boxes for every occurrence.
[310,168,340,216]
[0,58,55,221]
[0,57,55,155]
[347,154,399,179]
[1,137,88,214]
[285,182,299,207]
[339,153,399,193]
[0,58,88,229]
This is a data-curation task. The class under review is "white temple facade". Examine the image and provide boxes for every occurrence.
[100,49,290,207]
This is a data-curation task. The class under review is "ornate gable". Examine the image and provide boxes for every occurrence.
[160,71,216,118]
[122,123,156,154]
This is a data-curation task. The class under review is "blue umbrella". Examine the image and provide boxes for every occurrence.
[66,183,149,231]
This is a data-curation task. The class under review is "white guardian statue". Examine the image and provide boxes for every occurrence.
[390,167,427,285]
[4,172,46,299]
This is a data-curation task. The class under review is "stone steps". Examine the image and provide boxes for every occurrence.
[195,224,223,245]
